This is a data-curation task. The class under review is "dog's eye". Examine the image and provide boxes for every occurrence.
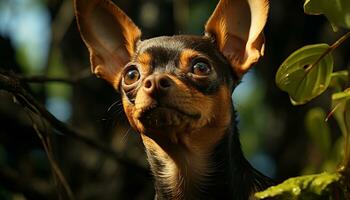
[124,68,140,85]
[192,62,211,76]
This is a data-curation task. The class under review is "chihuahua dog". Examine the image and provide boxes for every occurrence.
[74,0,272,199]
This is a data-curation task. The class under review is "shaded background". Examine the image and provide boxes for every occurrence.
[0,0,349,199]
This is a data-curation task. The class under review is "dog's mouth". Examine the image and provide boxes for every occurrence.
[137,104,201,128]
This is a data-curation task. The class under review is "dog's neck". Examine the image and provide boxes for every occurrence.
[141,114,271,200]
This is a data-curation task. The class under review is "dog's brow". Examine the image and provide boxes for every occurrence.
[141,46,180,69]
[178,49,208,71]
[137,52,152,66]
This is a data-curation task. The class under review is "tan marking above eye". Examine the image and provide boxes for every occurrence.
[179,49,211,72]
[130,52,152,76]
[137,52,152,69]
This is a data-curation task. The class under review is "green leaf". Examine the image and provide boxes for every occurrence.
[345,99,350,135]
[332,89,350,137]
[329,70,349,91]
[331,98,350,172]
[344,100,350,151]
[276,44,334,105]
[255,172,341,199]
[323,137,346,171]
[304,0,350,30]
[332,89,350,101]
[305,108,331,156]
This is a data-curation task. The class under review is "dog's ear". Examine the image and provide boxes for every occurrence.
[205,0,269,77]
[74,0,141,87]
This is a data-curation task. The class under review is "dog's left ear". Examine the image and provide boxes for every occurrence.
[74,0,141,87]
[205,0,269,77]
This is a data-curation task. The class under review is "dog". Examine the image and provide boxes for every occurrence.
[74,0,273,199]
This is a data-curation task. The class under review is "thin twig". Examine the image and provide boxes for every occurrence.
[0,71,148,175]
[326,102,342,122]
[19,76,75,84]
[44,0,75,76]
[51,0,74,46]
[306,31,350,72]
[17,68,91,84]
[27,111,75,200]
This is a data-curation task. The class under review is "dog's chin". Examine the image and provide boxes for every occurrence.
[136,106,200,133]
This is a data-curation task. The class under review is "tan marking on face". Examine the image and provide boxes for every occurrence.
[122,57,232,163]
[137,52,152,67]
[179,49,210,72]
[122,66,233,195]
[127,70,230,135]
[121,53,152,132]
[136,52,152,74]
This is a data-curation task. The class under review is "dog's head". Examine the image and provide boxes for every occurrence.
[74,0,268,150]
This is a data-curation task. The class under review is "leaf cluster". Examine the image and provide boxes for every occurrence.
[257,0,350,199]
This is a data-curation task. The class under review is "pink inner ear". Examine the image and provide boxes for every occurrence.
[222,33,266,75]
[75,0,141,87]
[204,0,269,77]
[89,5,125,56]
[221,34,246,67]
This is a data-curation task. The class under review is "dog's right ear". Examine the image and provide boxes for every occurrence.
[205,0,269,77]
[74,0,141,87]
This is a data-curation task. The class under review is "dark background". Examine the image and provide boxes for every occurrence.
[0,0,349,199]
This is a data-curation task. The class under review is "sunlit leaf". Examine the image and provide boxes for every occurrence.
[305,108,331,156]
[255,172,341,199]
[332,89,350,101]
[276,44,333,105]
[304,0,350,30]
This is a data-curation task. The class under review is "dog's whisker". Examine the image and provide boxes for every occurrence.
[121,127,132,145]
[107,100,122,112]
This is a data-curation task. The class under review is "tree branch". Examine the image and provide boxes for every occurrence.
[0,71,148,175]
[17,69,91,84]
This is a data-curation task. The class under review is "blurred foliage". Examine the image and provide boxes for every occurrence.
[305,108,331,157]
[304,0,350,31]
[258,0,350,199]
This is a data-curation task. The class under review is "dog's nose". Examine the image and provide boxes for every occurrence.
[143,74,173,96]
